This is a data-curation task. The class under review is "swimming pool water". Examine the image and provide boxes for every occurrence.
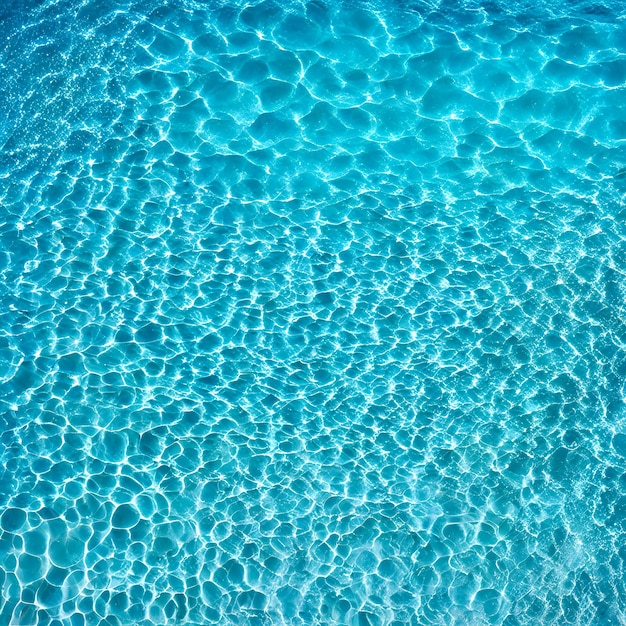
[1,0,626,624]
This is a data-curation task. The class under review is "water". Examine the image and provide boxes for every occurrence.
[1,0,626,624]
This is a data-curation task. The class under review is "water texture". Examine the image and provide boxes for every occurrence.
[1,0,626,624]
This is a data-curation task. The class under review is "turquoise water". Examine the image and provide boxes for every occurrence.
[2,0,626,623]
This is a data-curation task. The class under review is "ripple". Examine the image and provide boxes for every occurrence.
[2,0,626,624]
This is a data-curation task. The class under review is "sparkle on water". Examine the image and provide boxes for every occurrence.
[2,0,626,624]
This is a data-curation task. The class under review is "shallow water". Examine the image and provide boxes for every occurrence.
[1,0,626,624]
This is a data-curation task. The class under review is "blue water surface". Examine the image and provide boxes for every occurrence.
[2,0,626,624]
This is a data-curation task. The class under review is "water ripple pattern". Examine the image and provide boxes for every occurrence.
[1,0,626,624]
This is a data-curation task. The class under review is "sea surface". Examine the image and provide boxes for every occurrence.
[1,0,626,624]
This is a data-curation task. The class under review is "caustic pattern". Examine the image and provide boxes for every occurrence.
[1,0,626,624]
